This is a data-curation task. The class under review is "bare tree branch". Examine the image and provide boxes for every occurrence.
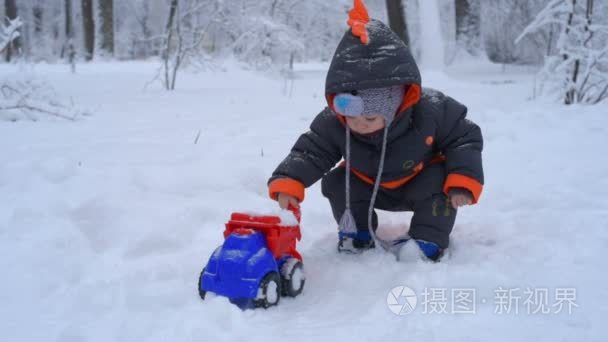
[0,104,76,121]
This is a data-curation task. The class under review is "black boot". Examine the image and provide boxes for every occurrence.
[337,232,375,253]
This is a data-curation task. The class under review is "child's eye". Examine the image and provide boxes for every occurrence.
[365,117,378,122]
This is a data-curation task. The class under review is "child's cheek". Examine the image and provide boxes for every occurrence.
[346,118,359,130]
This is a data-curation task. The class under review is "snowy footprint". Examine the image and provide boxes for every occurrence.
[395,239,427,263]
[394,238,451,264]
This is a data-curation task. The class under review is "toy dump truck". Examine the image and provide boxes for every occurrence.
[198,208,305,308]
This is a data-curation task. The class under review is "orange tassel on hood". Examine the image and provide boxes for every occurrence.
[348,0,370,44]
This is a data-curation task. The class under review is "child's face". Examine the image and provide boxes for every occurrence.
[346,115,385,134]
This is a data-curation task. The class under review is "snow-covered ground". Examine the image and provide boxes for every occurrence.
[1,60,606,342]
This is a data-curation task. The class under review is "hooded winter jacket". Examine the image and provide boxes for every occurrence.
[268,19,484,205]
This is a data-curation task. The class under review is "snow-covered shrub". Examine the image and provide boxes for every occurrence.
[231,17,304,70]
[481,0,552,65]
[0,73,89,122]
[518,0,608,104]
[157,0,212,90]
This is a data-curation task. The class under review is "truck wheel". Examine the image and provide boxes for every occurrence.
[198,268,207,300]
[254,272,281,308]
[280,258,305,297]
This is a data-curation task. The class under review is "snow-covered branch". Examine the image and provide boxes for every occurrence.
[0,75,89,122]
[0,16,22,53]
[158,0,223,90]
[519,0,608,105]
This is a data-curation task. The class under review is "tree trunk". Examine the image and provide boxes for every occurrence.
[33,4,43,34]
[455,0,480,54]
[163,0,179,90]
[64,0,73,49]
[578,0,594,102]
[4,0,22,62]
[270,0,279,18]
[62,0,76,69]
[584,0,594,46]
[564,0,577,105]
[98,0,114,56]
[455,0,469,39]
[81,0,95,61]
[140,1,152,57]
[385,0,410,46]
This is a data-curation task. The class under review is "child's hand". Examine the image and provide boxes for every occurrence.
[448,188,473,208]
[277,193,300,210]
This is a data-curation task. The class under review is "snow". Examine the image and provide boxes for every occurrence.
[0,70,90,121]
[265,281,279,304]
[396,237,426,262]
[516,0,608,104]
[418,0,445,69]
[0,59,607,341]
[276,210,299,226]
[240,208,299,226]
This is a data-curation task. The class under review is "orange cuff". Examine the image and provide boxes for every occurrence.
[268,178,305,202]
[443,173,483,204]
